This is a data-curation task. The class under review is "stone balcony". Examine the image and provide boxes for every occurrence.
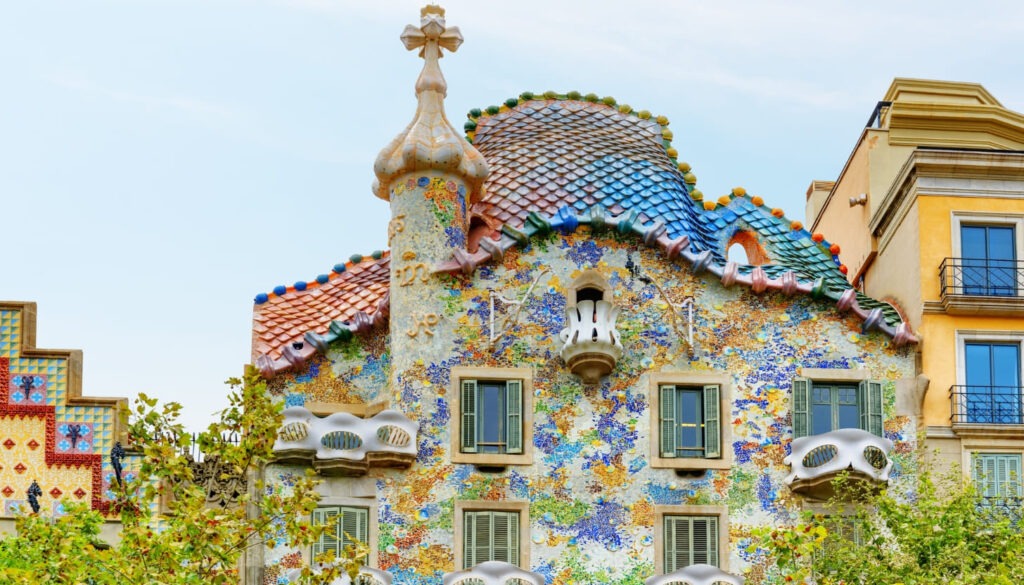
[784,428,893,500]
[559,299,624,383]
[273,407,417,476]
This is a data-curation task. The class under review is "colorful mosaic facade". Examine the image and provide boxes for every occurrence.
[248,6,921,585]
[0,302,129,518]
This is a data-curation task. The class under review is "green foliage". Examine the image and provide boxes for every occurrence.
[751,453,1024,584]
[0,367,365,584]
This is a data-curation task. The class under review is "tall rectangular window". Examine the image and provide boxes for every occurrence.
[974,453,1023,502]
[663,515,719,572]
[659,385,721,459]
[312,506,369,562]
[965,342,1021,424]
[460,379,523,455]
[463,510,520,568]
[792,379,883,438]
[961,224,1016,296]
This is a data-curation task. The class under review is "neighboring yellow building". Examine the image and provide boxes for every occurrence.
[809,78,1024,496]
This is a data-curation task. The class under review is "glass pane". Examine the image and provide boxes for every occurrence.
[675,388,703,457]
[811,403,833,435]
[988,227,1015,261]
[962,226,988,259]
[478,383,505,454]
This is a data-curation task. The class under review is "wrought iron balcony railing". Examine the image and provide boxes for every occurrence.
[978,496,1024,524]
[940,257,1024,299]
[950,385,1024,425]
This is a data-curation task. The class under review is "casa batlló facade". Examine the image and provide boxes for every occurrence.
[248,6,920,585]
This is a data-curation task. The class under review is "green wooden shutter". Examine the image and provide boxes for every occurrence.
[461,379,478,453]
[340,506,369,562]
[665,516,718,572]
[464,511,476,568]
[505,380,523,454]
[858,380,884,436]
[703,384,721,459]
[491,511,519,565]
[664,516,679,573]
[312,507,341,560]
[792,377,811,438]
[704,516,719,567]
[660,385,676,458]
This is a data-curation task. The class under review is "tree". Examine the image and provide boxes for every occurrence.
[0,367,366,585]
[752,453,1024,585]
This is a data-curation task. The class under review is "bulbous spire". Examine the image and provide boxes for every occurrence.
[373,5,488,202]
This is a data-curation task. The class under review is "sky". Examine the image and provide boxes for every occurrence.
[3,0,1024,431]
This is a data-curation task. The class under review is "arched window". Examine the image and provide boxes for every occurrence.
[725,230,769,265]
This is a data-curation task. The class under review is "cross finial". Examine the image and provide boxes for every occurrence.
[399,4,464,96]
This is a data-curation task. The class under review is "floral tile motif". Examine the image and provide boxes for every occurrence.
[8,374,47,405]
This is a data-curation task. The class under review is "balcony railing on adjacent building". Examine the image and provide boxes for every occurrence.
[950,385,1024,425]
[939,258,1024,313]
[784,428,894,500]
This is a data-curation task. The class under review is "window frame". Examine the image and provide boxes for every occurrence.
[972,452,1023,501]
[450,367,534,466]
[310,498,378,567]
[453,500,530,570]
[791,368,883,439]
[653,505,729,574]
[954,330,1024,431]
[649,373,732,470]
[951,212,1024,264]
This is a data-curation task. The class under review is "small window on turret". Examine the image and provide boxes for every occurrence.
[569,270,611,306]
[576,287,604,304]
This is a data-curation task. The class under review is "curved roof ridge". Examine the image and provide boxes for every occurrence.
[251,251,391,377]
[434,203,918,346]
[254,250,389,305]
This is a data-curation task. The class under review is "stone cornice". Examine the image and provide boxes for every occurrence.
[870,149,1024,239]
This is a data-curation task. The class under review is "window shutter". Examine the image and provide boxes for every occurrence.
[703,384,721,459]
[858,380,884,436]
[664,516,676,573]
[490,511,519,566]
[664,516,692,573]
[792,377,811,438]
[313,507,341,560]
[505,380,523,454]
[1008,454,1023,497]
[464,511,476,568]
[461,380,478,453]
[706,516,719,568]
[975,454,997,498]
[340,506,369,560]
[660,385,677,458]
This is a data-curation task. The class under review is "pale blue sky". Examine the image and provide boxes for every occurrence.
[3,0,1023,430]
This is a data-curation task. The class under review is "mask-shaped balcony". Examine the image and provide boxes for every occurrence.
[273,407,417,476]
[286,566,391,585]
[784,428,893,500]
[646,564,745,585]
[444,561,544,585]
[559,299,624,383]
